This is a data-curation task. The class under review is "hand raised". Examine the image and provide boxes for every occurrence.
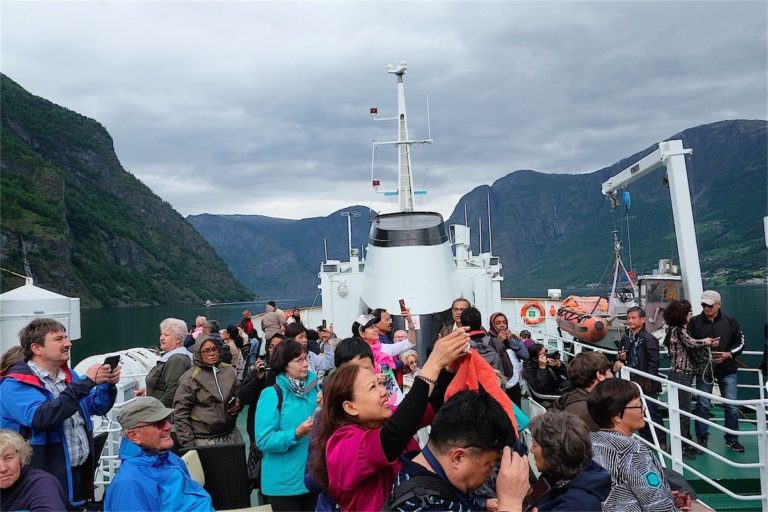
[423,328,470,372]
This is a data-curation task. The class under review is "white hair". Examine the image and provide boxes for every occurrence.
[159,318,188,345]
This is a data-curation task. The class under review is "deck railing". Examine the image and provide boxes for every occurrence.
[529,328,768,511]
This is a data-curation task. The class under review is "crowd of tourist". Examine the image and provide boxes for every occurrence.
[0,290,755,511]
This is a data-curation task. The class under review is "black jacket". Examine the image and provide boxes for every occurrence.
[618,326,662,394]
[687,311,744,377]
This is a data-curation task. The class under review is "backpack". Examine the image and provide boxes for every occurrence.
[383,474,458,511]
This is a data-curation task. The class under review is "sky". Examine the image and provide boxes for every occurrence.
[2,1,766,220]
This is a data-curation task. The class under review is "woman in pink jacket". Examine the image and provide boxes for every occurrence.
[308,329,469,511]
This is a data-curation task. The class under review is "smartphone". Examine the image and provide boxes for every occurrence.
[104,355,120,370]
[398,299,407,312]
[710,351,723,357]
[322,319,327,328]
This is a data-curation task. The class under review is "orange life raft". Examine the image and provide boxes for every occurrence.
[556,295,610,343]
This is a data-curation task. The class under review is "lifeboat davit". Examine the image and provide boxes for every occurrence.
[556,295,609,343]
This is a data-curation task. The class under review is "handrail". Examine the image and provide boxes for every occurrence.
[530,328,768,510]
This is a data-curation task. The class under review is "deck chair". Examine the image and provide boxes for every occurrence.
[195,443,251,510]
[181,449,205,486]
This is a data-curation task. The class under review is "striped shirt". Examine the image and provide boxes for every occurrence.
[28,362,90,467]
[591,430,675,512]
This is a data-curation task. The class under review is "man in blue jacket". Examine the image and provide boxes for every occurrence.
[0,318,120,508]
[104,396,214,511]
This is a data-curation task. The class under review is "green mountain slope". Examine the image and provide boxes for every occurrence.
[449,120,767,294]
[0,74,252,306]
[187,206,372,297]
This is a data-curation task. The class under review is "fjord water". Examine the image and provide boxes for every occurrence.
[72,286,766,366]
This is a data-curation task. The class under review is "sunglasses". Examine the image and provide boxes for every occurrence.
[134,416,174,429]
[701,303,718,309]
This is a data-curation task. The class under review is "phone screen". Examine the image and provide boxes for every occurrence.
[104,355,120,370]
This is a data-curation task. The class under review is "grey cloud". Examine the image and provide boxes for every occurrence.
[2,1,765,220]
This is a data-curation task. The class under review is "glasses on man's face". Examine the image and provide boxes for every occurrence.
[134,416,174,430]
[625,404,646,411]
[290,355,309,365]
[701,303,717,309]
[200,347,218,355]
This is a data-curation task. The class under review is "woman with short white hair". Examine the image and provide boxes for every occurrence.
[0,429,66,510]
[136,318,193,407]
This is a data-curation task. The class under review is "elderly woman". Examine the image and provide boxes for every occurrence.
[308,329,468,511]
[588,379,677,512]
[489,312,529,407]
[256,340,320,511]
[173,335,241,450]
[399,349,420,394]
[136,318,193,407]
[527,412,610,511]
[0,429,66,511]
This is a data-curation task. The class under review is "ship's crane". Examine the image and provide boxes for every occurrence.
[601,140,704,314]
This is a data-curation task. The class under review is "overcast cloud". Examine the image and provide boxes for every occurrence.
[2,1,766,220]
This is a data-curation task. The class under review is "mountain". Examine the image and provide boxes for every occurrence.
[450,119,767,293]
[0,74,253,306]
[187,206,373,298]
[190,119,766,298]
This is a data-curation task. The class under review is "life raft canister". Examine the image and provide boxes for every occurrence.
[521,302,546,325]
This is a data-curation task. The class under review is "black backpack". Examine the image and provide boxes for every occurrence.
[383,474,458,511]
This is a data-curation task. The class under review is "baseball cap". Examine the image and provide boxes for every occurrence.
[700,290,721,306]
[118,397,174,430]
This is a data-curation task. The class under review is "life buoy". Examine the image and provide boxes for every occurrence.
[521,302,546,325]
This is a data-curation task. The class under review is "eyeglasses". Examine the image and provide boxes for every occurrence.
[290,355,309,365]
[200,347,219,355]
[133,416,174,429]
[701,303,718,309]
[625,404,646,411]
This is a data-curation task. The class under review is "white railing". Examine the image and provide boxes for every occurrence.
[529,328,768,511]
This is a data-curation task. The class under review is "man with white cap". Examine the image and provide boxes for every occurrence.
[687,290,746,453]
[104,396,214,511]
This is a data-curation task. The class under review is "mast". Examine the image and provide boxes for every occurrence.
[388,62,416,212]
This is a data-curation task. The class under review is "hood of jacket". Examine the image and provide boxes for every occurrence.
[193,334,222,367]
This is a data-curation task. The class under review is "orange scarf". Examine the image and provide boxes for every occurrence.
[445,350,519,434]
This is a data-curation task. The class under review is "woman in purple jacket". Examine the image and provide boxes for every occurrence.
[0,429,65,512]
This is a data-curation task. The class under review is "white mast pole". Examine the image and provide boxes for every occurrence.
[388,62,415,212]
[487,192,493,255]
